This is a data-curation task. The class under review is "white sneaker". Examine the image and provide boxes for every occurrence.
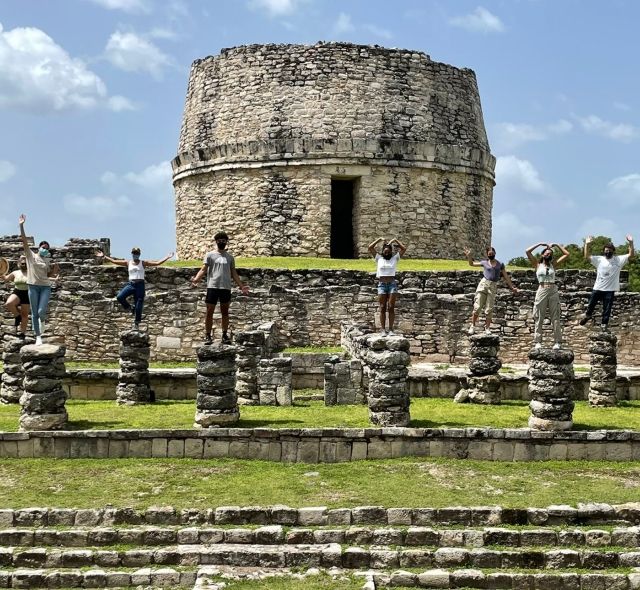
[35,336,43,346]
[601,324,609,331]
[484,327,492,334]
[534,342,542,350]
[553,343,561,350]
[380,329,387,335]
[387,330,395,336]
[467,325,475,335]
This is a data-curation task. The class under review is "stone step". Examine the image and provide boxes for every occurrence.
[2,503,639,528]
[1,524,639,549]
[3,543,640,570]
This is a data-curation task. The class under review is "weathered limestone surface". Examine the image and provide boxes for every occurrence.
[173,42,495,259]
[1,336,33,404]
[455,333,502,405]
[235,329,267,405]
[324,357,365,405]
[589,332,618,407]
[195,345,239,427]
[258,358,293,406]
[19,344,67,431]
[116,331,153,405]
[528,348,575,431]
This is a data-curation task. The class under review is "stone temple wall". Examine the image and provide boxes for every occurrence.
[173,42,495,259]
[1,243,639,365]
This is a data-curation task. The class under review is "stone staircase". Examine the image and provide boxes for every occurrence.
[1,504,640,588]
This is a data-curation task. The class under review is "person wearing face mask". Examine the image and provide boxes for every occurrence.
[1,255,31,339]
[464,246,518,335]
[368,237,407,335]
[526,242,570,350]
[96,247,174,330]
[191,231,249,345]
[579,234,635,330]
[18,214,60,345]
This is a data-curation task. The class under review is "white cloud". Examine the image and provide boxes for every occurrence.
[607,173,640,206]
[449,6,505,34]
[576,115,638,142]
[333,12,354,35]
[86,0,152,13]
[100,161,172,200]
[495,156,547,194]
[124,161,172,189]
[493,119,572,150]
[493,212,544,244]
[363,24,393,39]
[248,0,306,17]
[148,27,178,40]
[64,194,132,220]
[0,161,16,183]
[0,21,131,113]
[104,31,173,79]
[107,95,137,112]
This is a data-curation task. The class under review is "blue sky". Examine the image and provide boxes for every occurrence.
[0,0,638,261]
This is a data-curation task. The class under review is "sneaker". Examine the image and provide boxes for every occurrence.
[579,314,591,326]
[204,335,213,345]
[133,322,140,331]
[380,328,387,335]
[387,330,395,336]
[484,327,492,334]
[467,325,475,335]
[601,324,609,331]
[553,343,561,350]
[534,342,542,350]
[221,333,232,345]
[35,336,43,346]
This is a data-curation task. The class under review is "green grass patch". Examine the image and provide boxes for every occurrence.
[0,456,639,509]
[1,399,640,432]
[218,575,362,590]
[165,257,528,272]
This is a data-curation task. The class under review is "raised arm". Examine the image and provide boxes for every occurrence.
[462,247,482,268]
[525,242,545,268]
[231,267,250,295]
[551,243,570,266]
[627,234,635,260]
[144,251,175,268]
[583,236,593,260]
[368,237,384,257]
[390,238,407,257]
[95,250,128,267]
[18,214,29,252]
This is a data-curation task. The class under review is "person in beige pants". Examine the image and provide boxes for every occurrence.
[525,242,569,349]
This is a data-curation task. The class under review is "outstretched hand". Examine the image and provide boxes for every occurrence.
[241,285,250,295]
[626,234,634,243]
[167,251,175,259]
[18,214,26,225]
[95,250,104,258]
[190,277,199,288]
[585,235,593,245]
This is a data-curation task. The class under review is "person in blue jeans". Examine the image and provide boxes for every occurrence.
[368,237,407,335]
[96,247,173,330]
[18,214,60,345]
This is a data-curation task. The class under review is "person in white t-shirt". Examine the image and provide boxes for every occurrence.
[579,235,634,330]
[368,237,407,335]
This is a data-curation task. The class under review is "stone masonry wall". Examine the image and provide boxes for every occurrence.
[173,42,495,259]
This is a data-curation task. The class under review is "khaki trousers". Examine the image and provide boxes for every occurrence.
[533,284,562,344]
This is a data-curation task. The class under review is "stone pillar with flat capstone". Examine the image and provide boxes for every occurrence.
[588,331,618,407]
[455,333,502,405]
[195,343,239,427]
[116,330,153,405]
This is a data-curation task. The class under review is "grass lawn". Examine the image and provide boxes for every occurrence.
[1,399,640,432]
[0,455,638,509]
[216,575,363,590]
[166,257,528,272]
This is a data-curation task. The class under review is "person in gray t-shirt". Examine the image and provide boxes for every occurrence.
[191,231,249,345]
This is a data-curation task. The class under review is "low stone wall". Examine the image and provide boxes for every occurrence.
[1,427,639,462]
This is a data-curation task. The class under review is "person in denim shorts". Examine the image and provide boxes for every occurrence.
[368,237,407,335]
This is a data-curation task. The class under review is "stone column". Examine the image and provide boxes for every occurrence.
[1,336,31,404]
[195,344,239,427]
[363,334,411,427]
[528,348,575,431]
[19,344,67,431]
[589,332,618,407]
[116,330,153,405]
[324,357,365,405]
[235,330,266,405]
[258,358,293,406]
[455,333,502,404]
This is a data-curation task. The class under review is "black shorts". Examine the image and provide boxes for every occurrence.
[13,289,29,305]
[206,288,232,305]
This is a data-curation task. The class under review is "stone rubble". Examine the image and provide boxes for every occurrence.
[115,330,153,405]
[18,344,67,431]
[235,329,267,405]
[324,357,365,405]
[258,358,293,406]
[455,333,502,405]
[528,348,575,431]
[195,344,239,427]
[589,331,618,407]
[1,335,32,404]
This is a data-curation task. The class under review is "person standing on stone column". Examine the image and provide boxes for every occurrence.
[191,231,249,345]
[2,255,30,339]
[579,235,634,330]
[96,247,174,330]
[368,237,407,335]
[464,246,518,335]
[18,214,59,346]
[526,242,569,350]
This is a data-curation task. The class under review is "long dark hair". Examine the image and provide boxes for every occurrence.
[538,246,553,265]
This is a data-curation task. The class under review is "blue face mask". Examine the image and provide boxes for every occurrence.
[38,248,50,257]
[132,255,140,262]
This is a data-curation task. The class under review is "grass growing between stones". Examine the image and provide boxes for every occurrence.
[0,456,639,509]
[1,399,640,431]
[214,574,363,590]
